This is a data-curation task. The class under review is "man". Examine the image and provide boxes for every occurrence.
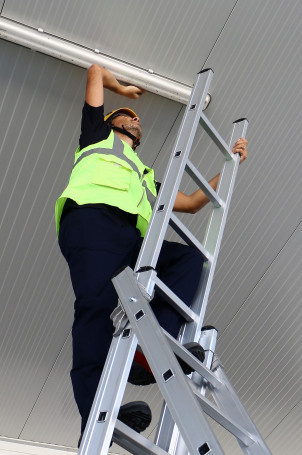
[56,64,248,443]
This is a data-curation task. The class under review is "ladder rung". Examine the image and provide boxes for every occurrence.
[186,160,225,208]
[114,420,169,455]
[169,213,212,262]
[164,331,223,390]
[199,112,234,161]
[155,277,198,323]
[189,380,257,446]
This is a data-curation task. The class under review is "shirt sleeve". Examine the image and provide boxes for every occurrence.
[79,102,112,150]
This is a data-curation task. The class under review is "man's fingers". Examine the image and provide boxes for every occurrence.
[232,138,248,163]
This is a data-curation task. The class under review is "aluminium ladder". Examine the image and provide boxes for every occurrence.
[78,69,271,455]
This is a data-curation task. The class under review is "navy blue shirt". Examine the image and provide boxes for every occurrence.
[79,103,111,150]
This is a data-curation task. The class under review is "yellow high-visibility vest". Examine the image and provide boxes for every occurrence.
[55,131,157,237]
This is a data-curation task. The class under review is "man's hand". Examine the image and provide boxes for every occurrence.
[232,138,248,163]
[120,85,145,99]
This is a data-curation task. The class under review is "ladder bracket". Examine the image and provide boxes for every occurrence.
[110,277,154,336]
[110,299,129,337]
[211,353,224,372]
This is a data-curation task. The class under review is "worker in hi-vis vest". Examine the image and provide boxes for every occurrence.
[56,64,248,445]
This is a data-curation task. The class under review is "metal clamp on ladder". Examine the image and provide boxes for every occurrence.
[78,69,271,455]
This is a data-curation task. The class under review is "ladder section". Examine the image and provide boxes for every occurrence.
[77,69,271,455]
[113,268,271,455]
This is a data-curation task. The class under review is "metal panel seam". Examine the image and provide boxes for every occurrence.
[0,0,6,16]
[18,331,72,439]
[264,398,302,439]
[202,0,240,68]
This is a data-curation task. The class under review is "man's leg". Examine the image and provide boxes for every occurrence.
[128,239,205,384]
[59,206,151,434]
[153,240,204,337]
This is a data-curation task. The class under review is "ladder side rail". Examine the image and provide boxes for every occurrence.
[135,70,213,288]
[78,330,138,455]
[210,360,272,455]
[113,267,225,455]
[155,119,248,452]
[185,159,225,208]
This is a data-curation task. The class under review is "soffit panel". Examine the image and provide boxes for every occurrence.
[19,332,163,449]
[211,223,302,454]
[2,0,237,85]
[265,400,302,454]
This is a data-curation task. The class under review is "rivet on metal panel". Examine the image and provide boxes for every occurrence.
[37,28,44,33]
[129,297,137,302]
[175,151,182,157]
[148,69,154,74]
[94,48,100,54]
[190,104,196,110]
[158,204,165,211]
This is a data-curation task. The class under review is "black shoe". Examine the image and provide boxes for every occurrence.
[128,342,205,385]
[118,401,152,432]
[128,361,156,385]
[77,401,151,448]
[177,342,205,375]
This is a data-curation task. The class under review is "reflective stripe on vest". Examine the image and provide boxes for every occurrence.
[73,134,142,177]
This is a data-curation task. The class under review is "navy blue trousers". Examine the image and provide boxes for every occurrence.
[59,205,204,432]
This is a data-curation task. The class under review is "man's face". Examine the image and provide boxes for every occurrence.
[111,114,142,139]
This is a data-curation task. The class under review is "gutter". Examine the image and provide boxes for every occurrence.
[0,17,192,104]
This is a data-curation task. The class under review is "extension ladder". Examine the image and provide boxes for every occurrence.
[78,69,271,455]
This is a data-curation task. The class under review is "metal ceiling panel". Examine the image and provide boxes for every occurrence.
[211,222,302,454]
[2,0,237,85]
[266,400,302,454]
[19,332,163,449]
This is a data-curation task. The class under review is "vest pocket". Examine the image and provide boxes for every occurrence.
[91,160,131,191]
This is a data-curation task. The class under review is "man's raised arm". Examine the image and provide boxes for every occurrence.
[85,64,144,107]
